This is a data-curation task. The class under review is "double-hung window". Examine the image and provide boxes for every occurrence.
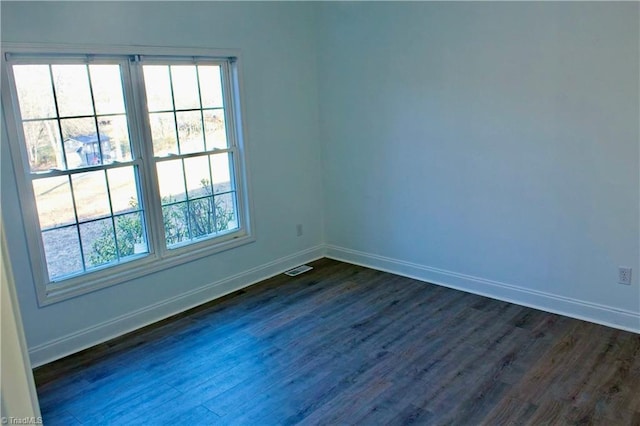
[2,47,252,305]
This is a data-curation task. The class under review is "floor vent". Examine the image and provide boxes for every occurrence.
[284,265,313,277]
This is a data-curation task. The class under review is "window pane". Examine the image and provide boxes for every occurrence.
[149,112,178,156]
[215,192,238,232]
[22,120,64,172]
[72,171,111,221]
[171,65,200,110]
[10,57,245,292]
[42,226,83,279]
[97,115,132,163]
[156,160,186,202]
[163,202,190,246]
[189,197,214,238]
[143,66,173,112]
[203,110,228,150]
[81,218,116,268]
[115,212,147,258]
[33,176,75,229]
[184,156,212,199]
[61,117,101,167]
[13,65,56,119]
[107,166,140,214]
[210,153,233,193]
[198,66,223,109]
[89,65,125,115]
[176,111,204,154]
[51,65,94,117]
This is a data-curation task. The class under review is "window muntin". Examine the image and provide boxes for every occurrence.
[4,51,250,302]
[11,60,149,282]
[142,62,239,249]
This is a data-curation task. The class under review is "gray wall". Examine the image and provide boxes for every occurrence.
[2,1,639,365]
[318,2,639,328]
[1,1,325,365]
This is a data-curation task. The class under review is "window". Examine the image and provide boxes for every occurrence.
[2,47,252,305]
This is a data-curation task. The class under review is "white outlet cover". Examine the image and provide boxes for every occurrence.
[618,267,632,285]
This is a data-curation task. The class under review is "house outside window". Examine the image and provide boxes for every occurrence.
[1,46,253,305]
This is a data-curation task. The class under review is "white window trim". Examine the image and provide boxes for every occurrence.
[1,43,255,306]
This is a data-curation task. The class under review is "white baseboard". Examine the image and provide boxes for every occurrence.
[31,243,639,367]
[29,246,325,367]
[325,245,640,334]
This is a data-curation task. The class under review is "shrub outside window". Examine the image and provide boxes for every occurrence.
[2,47,252,305]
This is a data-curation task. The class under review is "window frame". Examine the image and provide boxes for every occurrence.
[1,44,254,306]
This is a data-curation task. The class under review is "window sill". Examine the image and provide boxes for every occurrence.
[40,231,255,306]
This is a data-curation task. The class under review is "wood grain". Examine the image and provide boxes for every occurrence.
[34,258,640,425]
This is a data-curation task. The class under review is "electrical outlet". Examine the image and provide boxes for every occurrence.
[618,267,632,285]
[296,224,303,237]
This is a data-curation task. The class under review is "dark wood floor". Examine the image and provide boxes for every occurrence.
[34,258,640,425]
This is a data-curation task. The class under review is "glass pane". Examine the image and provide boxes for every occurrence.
[149,112,178,156]
[107,166,139,214]
[176,111,204,154]
[203,110,227,150]
[51,65,94,117]
[42,226,83,279]
[61,117,101,167]
[198,66,223,108]
[115,212,146,258]
[189,197,214,239]
[22,120,64,171]
[81,218,116,268]
[143,66,173,112]
[98,115,132,163]
[13,65,56,119]
[215,192,238,232]
[33,176,75,229]
[89,64,125,115]
[163,202,190,246]
[184,156,212,198]
[210,153,233,193]
[156,160,186,202]
[72,171,111,221]
[171,65,200,110]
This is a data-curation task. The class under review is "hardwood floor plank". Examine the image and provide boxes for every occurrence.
[60,370,169,422]
[34,259,640,425]
[389,403,434,425]
[523,397,566,425]
[481,397,538,426]
[72,383,182,425]
[147,404,220,425]
[37,408,82,426]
